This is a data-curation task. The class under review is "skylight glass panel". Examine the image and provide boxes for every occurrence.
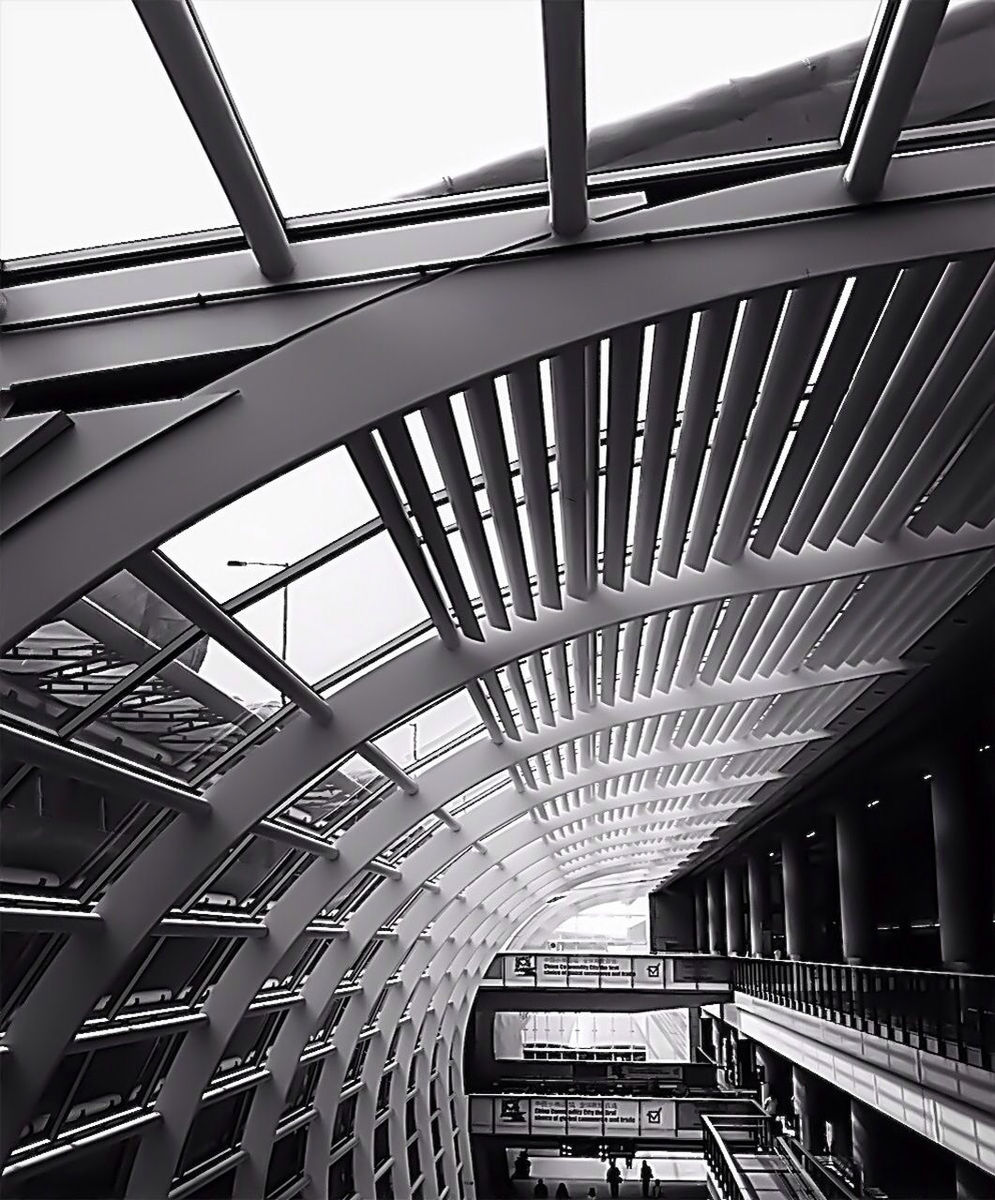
[194,0,547,220]
[585,0,879,172]
[903,0,995,130]
[236,533,430,687]
[0,0,236,259]
[163,446,375,603]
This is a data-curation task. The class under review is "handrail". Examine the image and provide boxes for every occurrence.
[733,957,995,1067]
[777,1136,861,1200]
[741,955,993,982]
[701,1114,758,1200]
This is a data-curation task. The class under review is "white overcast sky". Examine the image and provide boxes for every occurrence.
[1,0,880,258]
[5,0,881,717]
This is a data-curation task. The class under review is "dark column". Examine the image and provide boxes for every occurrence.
[781,833,811,960]
[755,1044,790,1112]
[725,863,745,955]
[956,1159,995,1198]
[851,1099,887,1193]
[836,804,874,964]
[792,1065,830,1153]
[707,872,726,954]
[827,1089,852,1159]
[694,881,709,953]
[747,852,769,957]
[929,741,987,970]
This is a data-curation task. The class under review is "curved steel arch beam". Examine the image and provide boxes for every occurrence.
[130,760,770,1192]
[313,855,678,1198]
[233,856,557,1199]
[6,227,991,1154]
[344,887,542,1200]
[6,191,991,647]
[0,632,893,1158]
[179,810,683,1195]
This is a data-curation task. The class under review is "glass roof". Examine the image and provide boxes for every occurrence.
[194,0,548,217]
[585,0,879,167]
[2,0,899,261]
[0,0,235,259]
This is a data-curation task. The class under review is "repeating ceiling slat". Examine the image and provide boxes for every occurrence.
[603,326,644,590]
[630,312,692,583]
[713,276,843,565]
[658,301,739,577]
[421,398,510,631]
[465,380,536,620]
[719,593,778,681]
[780,260,947,554]
[684,290,786,571]
[654,607,693,694]
[346,432,460,651]
[815,254,994,550]
[551,348,589,600]
[870,332,995,541]
[379,416,483,643]
[507,364,561,610]
[751,267,899,558]
[913,406,995,536]
[842,262,995,545]
[584,344,602,593]
[528,654,557,728]
[505,661,538,736]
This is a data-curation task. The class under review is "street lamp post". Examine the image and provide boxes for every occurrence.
[227,559,291,701]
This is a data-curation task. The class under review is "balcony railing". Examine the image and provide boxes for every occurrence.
[734,957,995,1069]
[483,952,732,991]
[701,1114,774,1200]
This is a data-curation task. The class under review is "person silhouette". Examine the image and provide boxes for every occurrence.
[555,1184,571,1199]
[533,1180,549,1198]
[606,1161,622,1199]
[641,1159,654,1198]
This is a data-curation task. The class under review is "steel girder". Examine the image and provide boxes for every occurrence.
[4,185,994,646]
[0,649,908,1153]
[3,143,991,389]
[3,168,995,1193]
[126,780,752,1194]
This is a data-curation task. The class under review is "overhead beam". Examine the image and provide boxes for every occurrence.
[358,742,419,796]
[844,0,949,201]
[540,0,589,236]
[129,551,333,724]
[0,717,209,818]
[132,0,294,280]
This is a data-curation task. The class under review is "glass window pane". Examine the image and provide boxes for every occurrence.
[163,446,376,603]
[585,0,880,170]
[195,0,547,218]
[236,533,430,687]
[904,0,995,130]
[0,0,236,259]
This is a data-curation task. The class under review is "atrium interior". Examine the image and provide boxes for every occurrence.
[1,1,993,1198]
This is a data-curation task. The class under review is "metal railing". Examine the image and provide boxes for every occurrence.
[701,1114,773,1200]
[734,958,995,1067]
[778,1136,861,1200]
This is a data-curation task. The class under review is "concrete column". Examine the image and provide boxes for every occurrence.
[851,1099,887,1193]
[929,744,987,970]
[792,1065,830,1153]
[694,881,709,953]
[707,872,726,954]
[747,853,769,956]
[755,1044,790,1112]
[836,804,874,964]
[956,1159,995,1198]
[725,863,745,955]
[781,833,810,960]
